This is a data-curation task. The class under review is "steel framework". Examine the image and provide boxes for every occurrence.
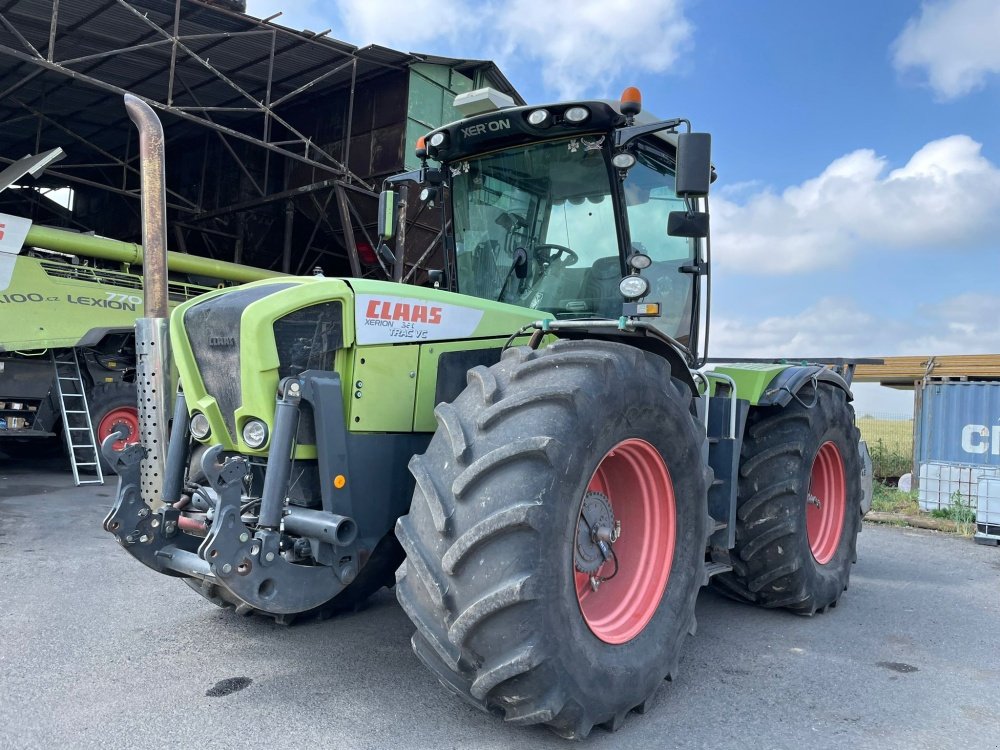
[0,0,520,277]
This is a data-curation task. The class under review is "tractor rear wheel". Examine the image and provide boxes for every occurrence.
[395,340,710,739]
[712,383,863,614]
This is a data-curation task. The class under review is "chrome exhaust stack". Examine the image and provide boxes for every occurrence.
[124,94,171,511]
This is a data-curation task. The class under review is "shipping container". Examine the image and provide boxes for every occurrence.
[915,382,1000,513]
[916,382,1000,466]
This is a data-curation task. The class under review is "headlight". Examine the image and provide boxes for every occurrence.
[242,419,268,449]
[527,108,550,126]
[428,131,447,148]
[618,275,650,299]
[612,152,636,169]
[564,106,589,123]
[628,252,652,270]
[190,412,210,440]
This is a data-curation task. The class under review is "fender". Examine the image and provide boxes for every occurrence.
[548,327,698,396]
[757,364,853,407]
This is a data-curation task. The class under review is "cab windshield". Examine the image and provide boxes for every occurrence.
[450,136,695,338]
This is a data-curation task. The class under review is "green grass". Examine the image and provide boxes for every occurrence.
[929,491,977,536]
[857,416,913,479]
[869,484,978,538]
[871,482,920,514]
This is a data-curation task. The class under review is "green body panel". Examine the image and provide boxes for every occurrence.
[0,253,206,350]
[349,344,421,432]
[171,278,351,458]
[1,219,282,352]
[706,363,792,405]
[412,337,509,431]
[170,276,550,452]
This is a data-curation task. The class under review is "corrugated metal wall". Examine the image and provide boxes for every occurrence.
[405,63,475,170]
[916,382,1000,466]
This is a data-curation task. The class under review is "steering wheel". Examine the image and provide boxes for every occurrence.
[533,243,579,267]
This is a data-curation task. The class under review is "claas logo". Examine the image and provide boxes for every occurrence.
[366,299,443,324]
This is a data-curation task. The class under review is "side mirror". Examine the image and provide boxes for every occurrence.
[667,210,709,238]
[675,132,712,197]
[377,189,396,240]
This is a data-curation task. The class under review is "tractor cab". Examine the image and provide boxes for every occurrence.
[379,88,713,359]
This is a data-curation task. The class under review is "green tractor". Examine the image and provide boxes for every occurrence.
[105,89,872,739]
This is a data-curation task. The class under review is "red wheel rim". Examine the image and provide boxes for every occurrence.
[575,439,676,645]
[806,441,846,565]
[97,407,139,451]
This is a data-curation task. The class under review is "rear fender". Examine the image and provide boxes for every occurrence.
[757,365,853,408]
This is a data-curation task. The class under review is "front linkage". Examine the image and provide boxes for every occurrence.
[103,375,361,615]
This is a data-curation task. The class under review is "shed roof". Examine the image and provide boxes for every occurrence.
[0,0,522,184]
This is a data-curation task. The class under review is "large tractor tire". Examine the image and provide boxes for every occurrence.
[88,381,140,474]
[395,340,711,739]
[713,382,863,614]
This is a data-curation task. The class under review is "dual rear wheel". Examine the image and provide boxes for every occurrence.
[713,383,863,614]
[396,345,863,737]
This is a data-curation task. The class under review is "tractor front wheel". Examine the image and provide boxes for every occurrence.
[88,381,140,474]
[395,340,710,739]
[712,383,863,614]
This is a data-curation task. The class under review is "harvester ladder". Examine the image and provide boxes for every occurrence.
[51,349,104,487]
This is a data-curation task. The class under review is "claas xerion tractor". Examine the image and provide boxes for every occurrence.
[104,89,873,739]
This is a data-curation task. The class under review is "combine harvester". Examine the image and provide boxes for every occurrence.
[0,150,280,483]
[103,90,873,738]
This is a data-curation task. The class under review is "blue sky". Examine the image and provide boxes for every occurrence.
[249,0,1000,414]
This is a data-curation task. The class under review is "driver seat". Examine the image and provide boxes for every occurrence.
[581,256,623,318]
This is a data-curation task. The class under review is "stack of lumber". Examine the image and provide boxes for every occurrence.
[853,355,1000,388]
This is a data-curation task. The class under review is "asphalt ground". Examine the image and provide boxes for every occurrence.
[1,453,999,750]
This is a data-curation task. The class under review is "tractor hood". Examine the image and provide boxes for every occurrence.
[170,277,547,454]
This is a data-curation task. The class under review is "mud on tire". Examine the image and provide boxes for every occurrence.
[394,339,711,739]
[712,382,863,614]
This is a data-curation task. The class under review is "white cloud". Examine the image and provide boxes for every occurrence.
[711,293,1000,361]
[710,292,1000,414]
[892,0,1000,99]
[711,135,1000,275]
[907,293,1000,354]
[247,0,694,99]
[487,0,692,99]
[328,0,479,50]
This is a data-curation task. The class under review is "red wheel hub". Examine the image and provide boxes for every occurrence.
[575,439,676,645]
[806,441,846,565]
[97,407,139,451]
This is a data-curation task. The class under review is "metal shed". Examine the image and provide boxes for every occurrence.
[0,0,522,278]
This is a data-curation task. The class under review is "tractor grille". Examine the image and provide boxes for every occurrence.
[273,301,344,446]
[273,301,343,379]
[184,283,295,440]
